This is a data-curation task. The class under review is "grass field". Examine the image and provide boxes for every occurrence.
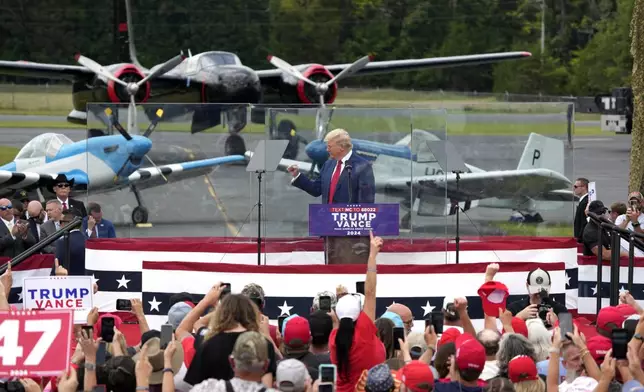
[490,222,573,237]
[0,83,599,117]
[0,146,19,165]
[0,117,598,136]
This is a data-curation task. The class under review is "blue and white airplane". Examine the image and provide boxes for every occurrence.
[0,123,244,224]
[247,127,575,227]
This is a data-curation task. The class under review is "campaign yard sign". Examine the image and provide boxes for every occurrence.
[309,203,400,236]
[22,276,93,324]
[0,310,73,377]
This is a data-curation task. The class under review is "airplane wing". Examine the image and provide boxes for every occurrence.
[127,155,246,184]
[382,168,573,202]
[0,61,94,80]
[0,171,59,192]
[256,52,531,80]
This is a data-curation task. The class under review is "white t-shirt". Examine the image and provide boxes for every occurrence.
[558,376,598,392]
[615,214,644,256]
[480,360,499,380]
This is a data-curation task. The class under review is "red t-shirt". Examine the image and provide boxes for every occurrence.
[329,312,385,392]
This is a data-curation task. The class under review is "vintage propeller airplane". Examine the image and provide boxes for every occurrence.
[0,54,245,224]
[246,58,576,227]
[0,0,532,158]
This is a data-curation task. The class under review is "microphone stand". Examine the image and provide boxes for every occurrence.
[346,164,353,203]
[256,169,265,266]
[452,170,463,265]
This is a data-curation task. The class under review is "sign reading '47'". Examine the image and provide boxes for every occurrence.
[0,310,73,377]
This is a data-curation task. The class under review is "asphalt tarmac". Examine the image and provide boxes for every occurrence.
[0,113,629,238]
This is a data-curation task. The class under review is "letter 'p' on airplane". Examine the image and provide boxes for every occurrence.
[0,0,532,157]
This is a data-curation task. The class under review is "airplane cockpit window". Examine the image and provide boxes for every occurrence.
[198,52,240,70]
[16,133,73,159]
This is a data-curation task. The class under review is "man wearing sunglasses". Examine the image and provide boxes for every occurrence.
[573,178,590,243]
[47,174,87,217]
[0,198,37,258]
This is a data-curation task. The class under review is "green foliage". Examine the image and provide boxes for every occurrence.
[0,0,635,95]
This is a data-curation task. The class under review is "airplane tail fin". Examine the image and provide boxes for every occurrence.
[516,133,565,173]
[114,0,144,68]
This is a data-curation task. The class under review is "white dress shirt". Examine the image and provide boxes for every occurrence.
[2,217,15,239]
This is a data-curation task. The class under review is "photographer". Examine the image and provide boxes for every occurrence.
[615,191,644,256]
[506,268,567,326]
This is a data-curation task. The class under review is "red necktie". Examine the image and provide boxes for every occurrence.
[62,201,67,210]
[328,160,343,203]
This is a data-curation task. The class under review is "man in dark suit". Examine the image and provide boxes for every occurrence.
[51,209,86,276]
[0,198,37,258]
[82,202,117,238]
[573,177,590,243]
[48,174,87,217]
[288,128,376,264]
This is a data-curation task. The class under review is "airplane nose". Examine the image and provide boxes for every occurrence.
[129,136,153,157]
[305,140,328,163]
[204,66,261,103]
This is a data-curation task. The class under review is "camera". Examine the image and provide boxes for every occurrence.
[537,289,553,326]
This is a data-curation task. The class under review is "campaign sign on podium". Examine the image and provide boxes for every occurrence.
[309,203,400,236]
[0,309,73,377]
[23,276,93,324]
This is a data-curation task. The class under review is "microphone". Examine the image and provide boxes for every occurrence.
[346,164,353,203]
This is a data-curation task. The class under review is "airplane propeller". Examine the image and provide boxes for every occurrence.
[267,54,372,140]
[75,52,185,136]
[75,52,184,182]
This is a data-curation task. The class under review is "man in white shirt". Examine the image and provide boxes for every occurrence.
[615,191,644,256]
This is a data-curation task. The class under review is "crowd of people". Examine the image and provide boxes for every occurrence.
[1,229,643,392]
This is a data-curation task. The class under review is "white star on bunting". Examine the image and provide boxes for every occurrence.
[278,301,293,316]
[116,275,131,289]
[421,301,435,317]
[148,296,161,312]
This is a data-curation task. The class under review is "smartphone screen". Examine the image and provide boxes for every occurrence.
[355,281,365,295]
[100,317,115,343]
[116,299,132,311]
[319,296,332,312]
[319,364,336,383]
[558,312,573,341]
[221,283,231,297]
[424,313,432,330]
[160,324,173,349]
[319,384,333,392]
[278,315,287,333]
[96,341,107,365]
[431,310,444,334]
[625,319,638,340]
[612,328,629,360]
[92,386,107,392]
[393,327,405,350]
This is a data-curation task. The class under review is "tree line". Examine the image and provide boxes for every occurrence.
[0,0,634,96]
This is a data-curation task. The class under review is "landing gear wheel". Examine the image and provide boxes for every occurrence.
[132,206,149,224]
[275,119,300,159]
[225,134,246,156]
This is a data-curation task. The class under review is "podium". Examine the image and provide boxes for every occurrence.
[309,203,399,264]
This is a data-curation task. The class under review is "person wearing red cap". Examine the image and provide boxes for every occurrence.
[398,361,435,392]
[507,355,544,392]
[435,334,487,392]
[279,315,327,380]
